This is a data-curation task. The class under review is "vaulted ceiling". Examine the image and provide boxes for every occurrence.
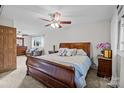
[0,5,116,35]
[1,5,116,23]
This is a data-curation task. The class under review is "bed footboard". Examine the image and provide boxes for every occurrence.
[26,56,76,88]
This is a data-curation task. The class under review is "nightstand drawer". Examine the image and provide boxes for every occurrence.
[97,55,112,78]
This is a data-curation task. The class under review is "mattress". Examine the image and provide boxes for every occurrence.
[34,53,92,87]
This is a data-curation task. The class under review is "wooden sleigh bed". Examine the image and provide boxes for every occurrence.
[26,42,91,88]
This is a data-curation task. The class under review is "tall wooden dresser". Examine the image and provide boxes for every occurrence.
[0,25,16,72]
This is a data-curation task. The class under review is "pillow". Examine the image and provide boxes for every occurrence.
[66,49,77,56]
[76,49,87,56]
[66,49,73,56]
[72,49,77,56]
[27,48,37,53]
[58,48,67,56]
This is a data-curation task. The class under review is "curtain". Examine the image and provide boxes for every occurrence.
[108,9,119,87]
[120,18,124,50]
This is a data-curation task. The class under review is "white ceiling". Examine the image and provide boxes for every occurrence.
[1,5,116,23]
[0,5,116,35]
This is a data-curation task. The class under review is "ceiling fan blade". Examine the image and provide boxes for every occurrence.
[60,21,71,24]
[45,24,51,27]
[40,18,51,22]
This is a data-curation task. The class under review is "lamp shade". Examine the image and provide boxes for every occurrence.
[103,49,112,58]
[51,24,56,28]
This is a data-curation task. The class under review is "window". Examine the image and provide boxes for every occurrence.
[32,36,44,48]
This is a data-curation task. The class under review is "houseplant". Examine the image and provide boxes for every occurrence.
[96,42,111,57]
[97,42,111,50]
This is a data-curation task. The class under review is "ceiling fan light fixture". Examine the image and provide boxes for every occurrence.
[55,15,60,21]
[51,23,56,28]
[51,23,59,29]
[54,23,59,28]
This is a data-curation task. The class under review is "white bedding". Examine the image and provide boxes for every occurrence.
[34,53,92,87]
[35,53,87,66]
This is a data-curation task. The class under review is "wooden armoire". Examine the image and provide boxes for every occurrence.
[0,25,16,72]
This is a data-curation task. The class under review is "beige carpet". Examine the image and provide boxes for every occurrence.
[0,56,110,88]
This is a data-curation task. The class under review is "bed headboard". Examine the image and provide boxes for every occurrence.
[59,42,91,57]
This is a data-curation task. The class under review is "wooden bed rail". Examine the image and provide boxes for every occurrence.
[26,56,76,88]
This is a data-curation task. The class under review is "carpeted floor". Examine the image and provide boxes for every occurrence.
[0,56,110,88]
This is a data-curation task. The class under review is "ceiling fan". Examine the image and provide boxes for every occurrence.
[40,12,71,28]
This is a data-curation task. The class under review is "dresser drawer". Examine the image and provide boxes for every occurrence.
[17,46,27,56]
[97,56,112,78]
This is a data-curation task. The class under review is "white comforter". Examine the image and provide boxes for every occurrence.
[34,53,92,87]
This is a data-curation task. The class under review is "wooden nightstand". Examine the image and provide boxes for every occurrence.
[97,55,112,78]
[48,50,58,54]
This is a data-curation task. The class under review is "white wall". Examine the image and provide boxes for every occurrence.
[118,51,124,87]
[23,36,32,49]
[120,56,124,87]
[0,16,14,27]
[110,10,119,83]
[14,19,43,35]
[13,19,42,49]
[44,20,111,65]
